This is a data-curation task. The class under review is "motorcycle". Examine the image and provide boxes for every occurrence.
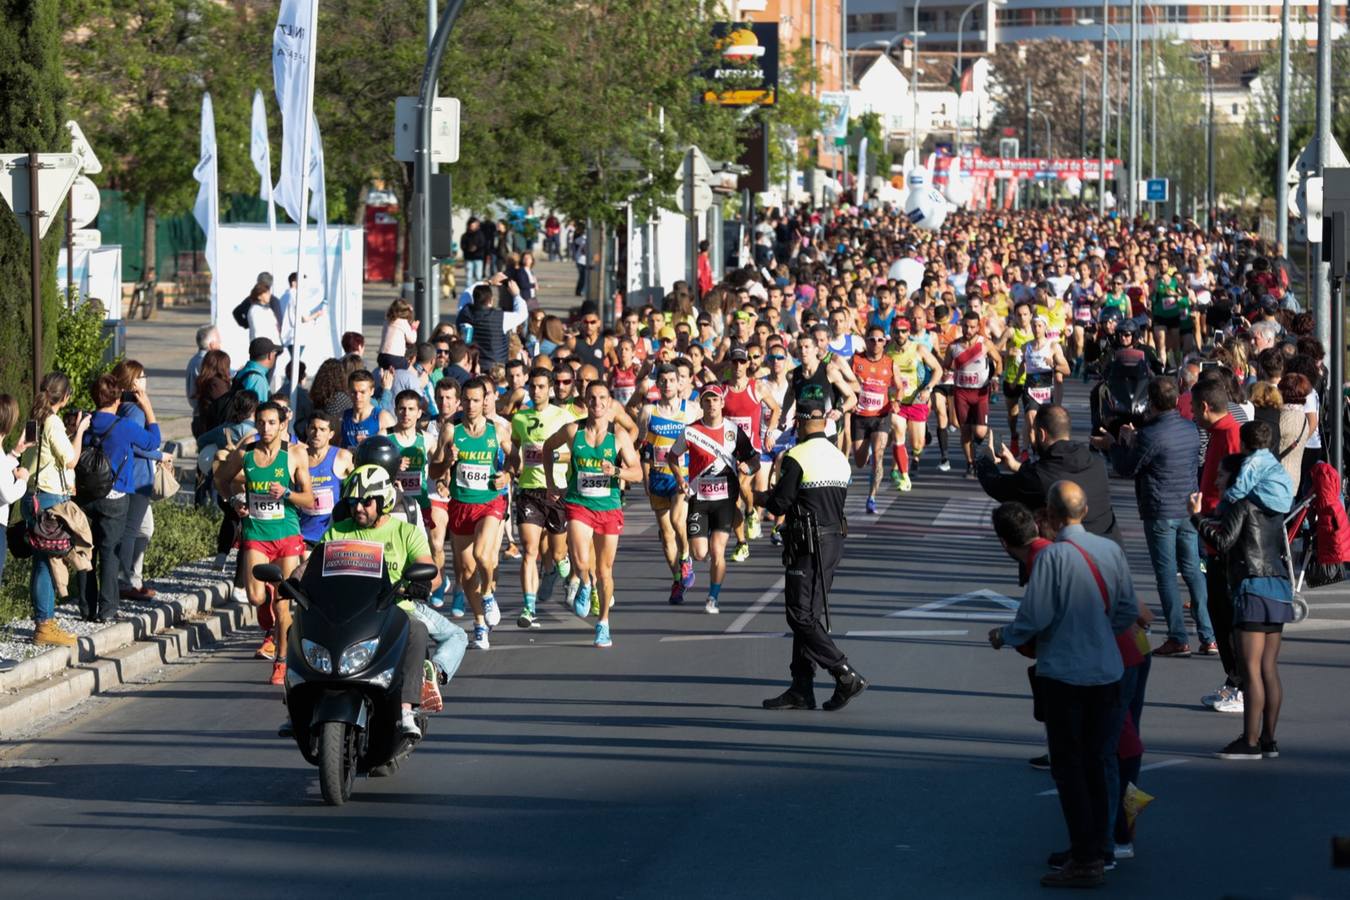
[1089,351,1152,439]
[254,543,437,806]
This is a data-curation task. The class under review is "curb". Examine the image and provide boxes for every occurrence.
[0,570,259,738]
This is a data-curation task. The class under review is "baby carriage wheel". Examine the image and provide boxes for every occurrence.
[1291,594,1310,623]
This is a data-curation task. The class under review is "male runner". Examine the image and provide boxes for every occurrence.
[886,318,944,492]
[214,401,314,683]
[998,301,1035,457]
[722,348,779,558]
[943,313,1003,478]
[850,325,902,513]
[424,377,460,610]
[298,412,353,558]
[340,369,396,448]
[508,367,576,628]
[1020,316,1071,450]
[432,377,513,650]
[637,364,695,603]
[669,385,761,614]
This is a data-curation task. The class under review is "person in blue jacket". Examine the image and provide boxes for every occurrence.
[112,361,171,602]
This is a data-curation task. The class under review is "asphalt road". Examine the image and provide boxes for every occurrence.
[4,393,1350,898]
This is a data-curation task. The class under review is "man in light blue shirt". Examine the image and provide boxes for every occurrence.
[989,480,1140,888]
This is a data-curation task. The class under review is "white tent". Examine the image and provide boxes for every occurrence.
[56,247,124,320]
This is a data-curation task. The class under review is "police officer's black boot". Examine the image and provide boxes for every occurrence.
[822,663,867,711]
[762,677,816,710]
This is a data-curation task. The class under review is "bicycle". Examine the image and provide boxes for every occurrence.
[126,280,155,320]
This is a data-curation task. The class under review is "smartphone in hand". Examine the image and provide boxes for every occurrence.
[23,419,37,444]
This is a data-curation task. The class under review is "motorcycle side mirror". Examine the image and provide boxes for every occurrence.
[253,563,284,584]
[277,577,310,610]
[402,562,438,584]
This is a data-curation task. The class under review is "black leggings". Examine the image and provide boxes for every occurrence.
[1206,558,1239,684]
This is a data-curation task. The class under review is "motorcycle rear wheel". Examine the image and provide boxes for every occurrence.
[318,721,358,805]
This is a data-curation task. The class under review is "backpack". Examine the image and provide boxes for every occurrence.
[232,296,252,329]
[75,412,126,502]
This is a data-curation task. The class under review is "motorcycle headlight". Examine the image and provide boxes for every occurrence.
[367,666,395,688]
[301,638,332,674]
[338,638,379,676]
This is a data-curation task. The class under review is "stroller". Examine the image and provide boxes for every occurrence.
[1282,461,1350,623]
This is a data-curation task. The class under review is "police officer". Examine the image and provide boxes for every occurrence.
[754,385,868,711]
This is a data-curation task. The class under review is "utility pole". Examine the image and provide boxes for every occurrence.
[1024,78,1032,210]
[1314,0,1331,349]
[1098,0,1108,216]
[1127,0,1140,218]
[1207,52,1216,230]
[1275,0,1291,252]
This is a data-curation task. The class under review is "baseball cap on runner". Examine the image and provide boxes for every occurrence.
[728,348,749,361]
[894,318,911,332]
[700,384,726,401]
[796,384,828,419]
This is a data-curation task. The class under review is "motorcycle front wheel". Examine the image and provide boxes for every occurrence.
[318,721,358,805]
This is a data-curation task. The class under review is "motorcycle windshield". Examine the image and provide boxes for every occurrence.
[299,540,396,627]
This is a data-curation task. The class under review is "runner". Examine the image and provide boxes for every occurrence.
[297,411,353,559]
[508,367,576,628]
[722,348,778,558]
[1020,316,1071,451]
[850,325,902,512]
[783,332,856,448]
[755,341,793,535]
[668,385,760,613]
[637,364,696,604]
[943,313,1003,478]
[928,304,961,471]
[542,381,643,648]
[424,377,460,610]
[432,377,513,651]
[997,301,1035,458]
[214,401,314,683]
[886,317,944,492]
[340,368,395,448]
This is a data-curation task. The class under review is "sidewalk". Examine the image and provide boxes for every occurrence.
[125,257,584,449]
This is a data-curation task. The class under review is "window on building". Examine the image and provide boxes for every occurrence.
[1162,5,1188,24]
[846,12,898,33]
[1200,5,1223,23]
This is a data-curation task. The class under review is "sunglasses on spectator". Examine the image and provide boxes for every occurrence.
[555,377,574,385]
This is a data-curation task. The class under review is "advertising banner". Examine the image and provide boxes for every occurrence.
[703,22,778,106]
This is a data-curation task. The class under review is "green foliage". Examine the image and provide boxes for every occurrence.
[52,298,116,410]
[0,557,32,632]
[984,39,1106,159]
[760,45,825,194]
[142,501,220,582]
[849,112,892,181]
[0,0,66,412]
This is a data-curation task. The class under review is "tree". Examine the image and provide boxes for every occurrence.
[0,0,66,405]
[983,39,1107,160]
[61,0,265,283]
[758,45,823,199]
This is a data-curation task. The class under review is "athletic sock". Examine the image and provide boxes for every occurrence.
[708,583,722,601]
[524,592,537,612]
[892,444,909,475]
[936,427,949,460]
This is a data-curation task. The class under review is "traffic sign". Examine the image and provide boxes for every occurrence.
[69,175,100,229]
[393,97,461,165]
[72,228,102,250]
[66,120,102,174]
[676,146,715,215]
[1288,137,1349,186]
[0,153,82,239]
[1144,177,1169,203]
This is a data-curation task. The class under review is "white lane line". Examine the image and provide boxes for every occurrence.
[724,576,787,634]
[1036,758,1190,797]
[1285,618,1350,632]
[660,631,789,643]
[477,640,598,652]
[930,496,998,533]
[1296,601,1350,609]
[844,629,970,637]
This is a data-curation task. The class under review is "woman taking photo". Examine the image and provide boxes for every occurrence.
[22,373,90,646]
[111,360,170,602]
[0,395,33,584]
[1190,433,1293,761]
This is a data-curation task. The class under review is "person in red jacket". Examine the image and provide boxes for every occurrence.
[696,240,713,299]
[1192,378,1245,711]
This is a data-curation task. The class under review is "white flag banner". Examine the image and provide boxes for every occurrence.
[250,89,281,287]
[309,115,329,310]
[192,92,219,316]
[272,0,316,224]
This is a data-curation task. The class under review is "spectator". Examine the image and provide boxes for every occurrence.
[191,350,232,439]
[236,338,280,404]
[1098,376,1212,657]
[21,373,89,646]
[1191,453,1293,761]
[110,360,170,602]
[461,216,487,284]
[76,373,161,622]
[310,358,353,422]
[977,405,1122,543]
[185,325,221,412]
[0,394,33,584]
[456,274,527,367]
[1275,373,1312,490]
[1193,377,1245,713]
[340,330,366,363]
[989,481,1140,888]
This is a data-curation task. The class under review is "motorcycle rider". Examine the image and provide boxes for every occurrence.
[1088,317,1163,436]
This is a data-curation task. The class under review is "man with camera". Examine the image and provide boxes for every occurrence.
[754,385,867,712]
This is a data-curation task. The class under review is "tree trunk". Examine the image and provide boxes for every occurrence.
[143,201,158,319]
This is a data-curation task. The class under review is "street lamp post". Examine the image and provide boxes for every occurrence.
[1276,0,1291,251]
[1032,109,1054,207]
[911,0,923,160]
[954,0,1006,156]
[1078,10,1113,215]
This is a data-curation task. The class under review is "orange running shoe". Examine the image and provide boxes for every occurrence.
[420,661,443,713]
[270,661,287,685]
[255,636,277,660]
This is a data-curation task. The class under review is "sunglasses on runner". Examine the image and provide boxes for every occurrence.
[767,354,786,361]
[555,377,574,385]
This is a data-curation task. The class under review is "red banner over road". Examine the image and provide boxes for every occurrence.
[963,157,1121,178]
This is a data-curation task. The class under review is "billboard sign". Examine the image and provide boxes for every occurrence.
[703,22,778,106]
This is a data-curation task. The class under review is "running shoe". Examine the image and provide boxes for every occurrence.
[449,589,466,619]
[255,636,277,660]
[731,542,750,563]
[669,581,686,605]
[398,709,422,738]
[897,473,912,492]
[946,424,958,435]
[912,452,922,473]
[1213,690,1245,714]
[503,543,521,560]
[680,557,695,589]
[556,555,572,581]
[270,661,287,685]
[746,509,761,541]
[890,469,901,488]
[469,623,491,650]
[517,605,540,629]
[963,464,975,480]
[770,526,783,546]
[565,577,581,608]
[420,660,444,713]
[231,586,248,604]
[538,567,559,604]
[1113,843,1134,860]
[865,496,878,515]
[937,459,952,473]
[483,595,502,628]
[589,592,601,617]
[573,582,593,619]
[594,621,612,648]
[428,585,446,609]
[1201,683,1237,709]
[1216,736,1262,760]
[704,597,719,614]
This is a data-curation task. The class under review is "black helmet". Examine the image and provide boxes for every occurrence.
[1119,319,1140,337]
[354,435,401,480]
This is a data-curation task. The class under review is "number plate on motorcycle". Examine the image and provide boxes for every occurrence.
[322,540,385,578]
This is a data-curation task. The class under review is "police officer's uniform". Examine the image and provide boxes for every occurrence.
[759,394,867,711]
